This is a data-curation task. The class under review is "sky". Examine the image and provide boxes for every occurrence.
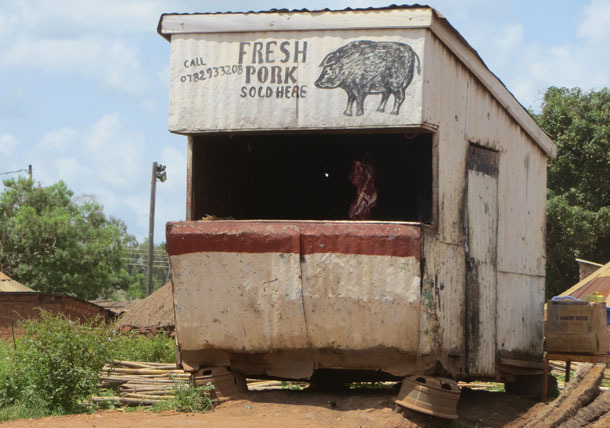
[1,0,609,244]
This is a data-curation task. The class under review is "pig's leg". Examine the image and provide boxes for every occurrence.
[377,91,390,112]
[355,93,365,116]
[344,92,355,116]
[390,88,406,115]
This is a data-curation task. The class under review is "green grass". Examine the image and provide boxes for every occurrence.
[151,382,215,413]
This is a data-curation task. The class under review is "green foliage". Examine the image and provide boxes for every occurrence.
[0,314,176,421]
[0,312,114,415]
[536,87,610,297]
[112,240,169,301]
[109,331,175,363]
[281,380,304,390]
[151,382,214,413]
[0,178,136,299]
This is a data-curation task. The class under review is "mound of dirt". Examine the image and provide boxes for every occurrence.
[116,283,174,330]
[509,363,608,428]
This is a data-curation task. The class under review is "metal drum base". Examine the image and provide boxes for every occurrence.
[394,375,460,419]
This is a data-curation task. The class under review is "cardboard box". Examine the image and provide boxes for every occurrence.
[545,301,608,355]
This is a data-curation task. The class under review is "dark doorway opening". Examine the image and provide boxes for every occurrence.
[191,132,433,223]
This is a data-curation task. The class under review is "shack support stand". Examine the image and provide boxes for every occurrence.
[542,352,610,402]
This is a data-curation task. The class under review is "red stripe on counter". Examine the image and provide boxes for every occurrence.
[166,221,420,259]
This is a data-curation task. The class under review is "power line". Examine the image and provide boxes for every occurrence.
[1,165,32,178]
[0,169,28,176]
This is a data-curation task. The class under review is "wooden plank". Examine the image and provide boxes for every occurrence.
[547,354,610,364]
[500,358,543,369]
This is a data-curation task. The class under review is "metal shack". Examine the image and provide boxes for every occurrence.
[159,6,556,383]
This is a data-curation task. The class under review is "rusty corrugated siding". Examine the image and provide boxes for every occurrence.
[560,260,610,305]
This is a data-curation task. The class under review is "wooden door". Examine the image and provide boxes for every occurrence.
[465,144,499,376]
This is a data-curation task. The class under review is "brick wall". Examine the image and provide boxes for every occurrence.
[0,292,115,339]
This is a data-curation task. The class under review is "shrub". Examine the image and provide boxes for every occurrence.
[109,330,175,363]
[5,311,113,414]
[0,314,177,420]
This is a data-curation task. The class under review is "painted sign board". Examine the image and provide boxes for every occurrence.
[168,30,425,133]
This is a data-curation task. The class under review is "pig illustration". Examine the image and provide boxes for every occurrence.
[315,40,420,116]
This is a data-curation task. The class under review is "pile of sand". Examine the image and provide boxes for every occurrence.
[116,283,175,330]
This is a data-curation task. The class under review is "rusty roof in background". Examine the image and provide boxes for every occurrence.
[560,260,610,305]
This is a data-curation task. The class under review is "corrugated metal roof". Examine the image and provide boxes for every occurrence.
[560,260,610,305]
[0,271,34,292]
[159,4,432,18]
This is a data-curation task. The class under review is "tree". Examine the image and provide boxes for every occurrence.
[119,240,169,300]
[535,87,610,297]
[0,178,134,299]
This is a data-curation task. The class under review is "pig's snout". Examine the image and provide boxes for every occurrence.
[315,67,339,88]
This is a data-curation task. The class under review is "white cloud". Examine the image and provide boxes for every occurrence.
[85,113,146,190]
[37,127,78,151]
[2,36,148,95]
[10,0,163,38]
[0,134,20,155]
[578,0,610,40]
[54,157,88,183]
[441,0,610,109]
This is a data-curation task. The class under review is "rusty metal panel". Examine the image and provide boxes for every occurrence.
[570,277,610,302]
[167,29,425,133]
[167,222,308,353]
[560,261,610,305]
[298,223,421,356]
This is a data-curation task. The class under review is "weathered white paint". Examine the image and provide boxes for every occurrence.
[170,250,309,353]
[496,272,545,357]
[466,166,498,376]
[170,251,421,354]
[422,31,548,376]
[301,253,420,351]
[160,7,555,156]
[168,30,425,133]
[159,8,434,36]
[422,238,466,376]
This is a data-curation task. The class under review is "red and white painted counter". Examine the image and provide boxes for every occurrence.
[167,220,423,378]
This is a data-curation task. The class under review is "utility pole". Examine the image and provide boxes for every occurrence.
[27,165,32,180]
[146,162,167,296]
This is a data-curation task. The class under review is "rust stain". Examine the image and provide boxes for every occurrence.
[466,144,499,176]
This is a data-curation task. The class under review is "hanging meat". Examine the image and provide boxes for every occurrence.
[348,158,378,220]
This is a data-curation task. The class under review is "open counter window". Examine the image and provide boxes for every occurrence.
[190,132,433,223]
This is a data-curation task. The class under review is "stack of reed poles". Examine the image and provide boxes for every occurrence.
[95,360,191,405]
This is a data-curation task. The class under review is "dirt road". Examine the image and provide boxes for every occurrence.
[1,388,533,428]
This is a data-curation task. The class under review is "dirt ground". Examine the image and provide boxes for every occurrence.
[1,387,535,428]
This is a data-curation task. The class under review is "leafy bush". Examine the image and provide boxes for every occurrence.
[109,330,175,363]
[8,312,113,414]
[0,313,177,420]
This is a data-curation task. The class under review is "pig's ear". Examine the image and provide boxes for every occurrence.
[319,52,338,67]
